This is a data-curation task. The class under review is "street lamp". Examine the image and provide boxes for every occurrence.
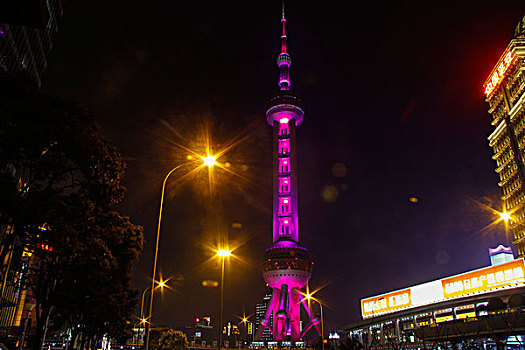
[240,316,250,345]
[144,157,216,350]
[500,211,512,222]
[202,154,217,168]
[140,281,167,323]
[140,287,152,323]
[305,293,324,350]
[137,317,148,346]
[216,248,231,350]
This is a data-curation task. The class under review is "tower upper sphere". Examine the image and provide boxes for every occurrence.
[266,1,304,126]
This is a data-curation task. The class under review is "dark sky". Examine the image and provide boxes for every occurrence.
[42,0,525,334]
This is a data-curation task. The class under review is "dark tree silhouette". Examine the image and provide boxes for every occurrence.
[149,328,188,350]
[0,78,144,350]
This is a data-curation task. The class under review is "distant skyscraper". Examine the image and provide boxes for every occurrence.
[0,0,63,88]
[258,2,321,341]
[485,14,525,257]
[255,290,273,341]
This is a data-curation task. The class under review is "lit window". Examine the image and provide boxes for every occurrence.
[279,121,290,135]
[279,177,290,193]
[279,158,290,173]
[279,197,291,215]
[279,217,291,236]
[278,139,290,154]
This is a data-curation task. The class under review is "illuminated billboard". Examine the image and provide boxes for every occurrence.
[442,259,525,299]
[484,50,514,96]
[361,259,525,319]
[361,289,411,318]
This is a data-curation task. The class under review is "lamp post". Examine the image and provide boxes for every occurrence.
[217,249,231,350]
[140,287,151,323]
[139,287,150,347]
[144,156,216,350]
[241,317,248,345]
[306,293,324,350]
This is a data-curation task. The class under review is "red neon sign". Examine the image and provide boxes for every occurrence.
[484,51,514,96]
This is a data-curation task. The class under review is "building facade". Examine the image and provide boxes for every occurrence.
[0,0,63,88]
[255,290,273,341]
[257,3,321,342]
[345,252,525,347]
[486,15,525,257]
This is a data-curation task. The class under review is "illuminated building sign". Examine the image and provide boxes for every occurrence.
[361,289,412,317]
[442,258,525,299]
[361,259,525,319]
[484,50,514,96]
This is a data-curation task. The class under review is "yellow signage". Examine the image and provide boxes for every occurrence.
[442,259,525,299]
[247,322,253,334]
[361,288,412,317]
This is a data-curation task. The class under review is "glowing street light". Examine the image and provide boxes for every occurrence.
[217,249,232,257]
[240,314,250,344]
[144,158,217,350]
[304,293,324,350]
[202,154,217,168]
[217,248,232,350]
[500,211,512,222]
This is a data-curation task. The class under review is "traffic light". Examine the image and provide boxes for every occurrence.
[247,322,253,335]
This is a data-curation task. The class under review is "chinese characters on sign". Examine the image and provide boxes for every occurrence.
[361,289,412,317]
[361,259,525,319]
[442,259,525,299]
[484,51,514,96]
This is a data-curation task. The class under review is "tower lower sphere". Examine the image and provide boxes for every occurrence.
[262,243,313,340]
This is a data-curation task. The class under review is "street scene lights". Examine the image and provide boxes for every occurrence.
[305,293,325,350]
[144,156,216,350]
[217,248,231,350]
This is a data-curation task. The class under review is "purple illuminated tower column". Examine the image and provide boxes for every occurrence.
[258,2,321,342]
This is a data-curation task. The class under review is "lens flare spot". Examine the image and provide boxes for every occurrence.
[321,185,338,203]
[331,163,347,178]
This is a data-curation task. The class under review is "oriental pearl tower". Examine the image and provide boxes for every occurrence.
[258,2,322,342]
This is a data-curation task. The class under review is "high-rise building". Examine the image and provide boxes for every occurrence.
[485,15,525,257]
[0,1,63,339]
[255,290,273,341]
[258,3,321,341]
[0,0,63,88]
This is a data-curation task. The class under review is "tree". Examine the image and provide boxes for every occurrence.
[149,328,189,350]
[0,78,144,349]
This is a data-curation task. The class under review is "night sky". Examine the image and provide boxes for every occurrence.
[42,0,524,334]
